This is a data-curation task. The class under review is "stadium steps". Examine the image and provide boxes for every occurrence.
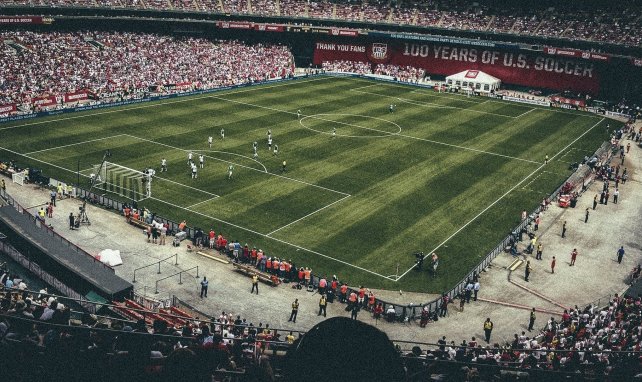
[532,14,548,35]
[217,0,224,13]
[4,41,28,53]
[411,8,418,25]
[484,15,494,31]
[247,0,252,14]
[86,39,105,50]
[436,12,445,27]
[275,0,280,15]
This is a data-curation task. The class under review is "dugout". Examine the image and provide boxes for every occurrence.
[445,70,501,94]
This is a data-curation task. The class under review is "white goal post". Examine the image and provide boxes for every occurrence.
[91,161,153,201]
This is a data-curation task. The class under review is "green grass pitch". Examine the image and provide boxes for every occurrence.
[0,76,614,293]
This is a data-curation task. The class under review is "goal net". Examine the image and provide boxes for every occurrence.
[91,162,153,201]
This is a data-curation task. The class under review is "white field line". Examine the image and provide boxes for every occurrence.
[350,83,384,92]
[395,117,605,281]
[123,134,350,197]
[266,194,351,236]
[0,76,333,132]
[516,108,536,118]
[214,95,540,165]
[150,196,395,280]
[192,149,268,173]
[25,134,126,155]
[153,174,220,197]
[186,196,219,209]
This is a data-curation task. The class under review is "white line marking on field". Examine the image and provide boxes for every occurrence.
[266,194,351,236]
[395,117,605,281]
[186,196,219,209]
[516,108,536,118]
[25,134,126,155]
[156,196,394,280]
[350,83,382,92]
[212,95,539,164]
[192,149,268,173]
[154,174,220,197]
[123,134,350,196]
[0,76,333,132]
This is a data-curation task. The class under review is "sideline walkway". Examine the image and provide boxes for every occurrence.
[0,121,640,344]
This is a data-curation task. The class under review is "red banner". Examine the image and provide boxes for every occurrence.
[64,91,88,103]
[314,41,602,95]
[32,96,57,107]
[0,16,43,24]
[254,24,284,32]
[551,96,586,108]
[544,47,610,62]
[329,28,359,37]
[0,104,16,114]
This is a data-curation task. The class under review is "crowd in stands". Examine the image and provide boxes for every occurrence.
[321,60,426,83]
[2,0,641,46]
[0,31,294,114]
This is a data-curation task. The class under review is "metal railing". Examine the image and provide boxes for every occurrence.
[132,253,178,283]
[154,266,199,294]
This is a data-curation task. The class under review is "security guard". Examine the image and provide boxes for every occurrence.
[318,295,327,317]
[483,318,494,343]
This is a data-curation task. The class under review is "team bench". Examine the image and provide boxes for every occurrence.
[232,263,279,286]
[129,218,150,230]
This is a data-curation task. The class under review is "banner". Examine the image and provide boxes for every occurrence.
[501,96,550,107]
[314,41,602,94]
[254,24,284,32]
[0,16,44,24]
[544,47,610,62]
[216,21,252,29]
[0,104,16,114]
[370,31,501,48]
[633,58,642,67]
[32,96,57,107]
[64,91,88,103]
[551,95,586,108]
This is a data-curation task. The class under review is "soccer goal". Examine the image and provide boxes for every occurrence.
[91,162,153,201]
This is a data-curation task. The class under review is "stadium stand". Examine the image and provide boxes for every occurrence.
[1,0,640,46]
[0,31,294,114]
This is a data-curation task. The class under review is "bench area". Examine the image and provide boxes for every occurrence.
[232,263,279,286]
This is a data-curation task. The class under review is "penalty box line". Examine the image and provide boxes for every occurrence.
[151,196,394,281]
[122,134,350,197]
[395,117,606,281]
[24,134,127,155]
[266,194,351,236]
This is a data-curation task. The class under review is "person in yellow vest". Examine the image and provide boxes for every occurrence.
[483,318,494,343]
[66,184,73,198]
[288,299,299,323]
[38,207,46,223]
[318,295,327,317]
[57,183,63,199]
[251,273,259,294]
[286,331,295,344]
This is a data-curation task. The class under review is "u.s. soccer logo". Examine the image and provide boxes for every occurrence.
[372,43,388,59]
[368,43,391,63]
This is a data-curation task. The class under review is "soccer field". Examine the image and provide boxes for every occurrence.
[0,76,612,293]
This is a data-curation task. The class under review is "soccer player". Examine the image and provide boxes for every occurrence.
[208,136,213,148]
[268,136,273,151]
[228,164,234,179]
[267,129,272,140]
[199,154,204,168]
[188,152,193,165]
[273,144,278,156]
[220,128,225,140]
[297,109,301,119]
[191,163,198,179]
[389,104,394,113]
[161,158,167,172]
[281,160,286,173]
[253,142,258,159]
[332,127,336,138]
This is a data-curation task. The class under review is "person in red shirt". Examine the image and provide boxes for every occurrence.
[266,258,272,273]
[339,283,348,303]
[208,229,215,249]
[358,286,366,307]
[298,268,305,284]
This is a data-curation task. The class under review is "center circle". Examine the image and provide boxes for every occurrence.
[299,113,402,138]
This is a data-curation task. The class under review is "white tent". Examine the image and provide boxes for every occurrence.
[445,70,501,94]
